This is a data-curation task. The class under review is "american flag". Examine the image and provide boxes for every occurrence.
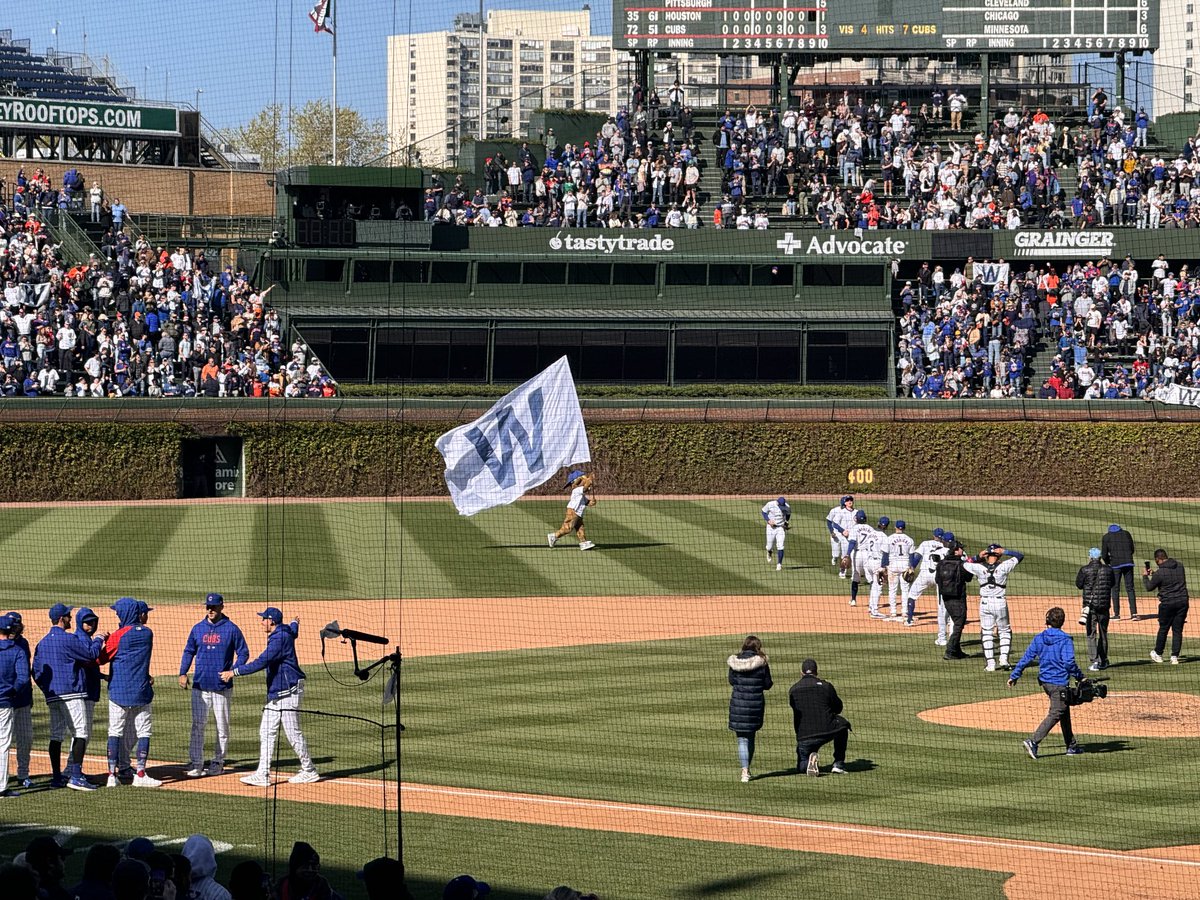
[309,0,335,34]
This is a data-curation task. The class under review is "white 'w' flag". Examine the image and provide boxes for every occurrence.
[309,0,335,34]
[436,357,591,516]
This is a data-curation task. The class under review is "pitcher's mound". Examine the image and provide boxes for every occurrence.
[919,691,1200,738]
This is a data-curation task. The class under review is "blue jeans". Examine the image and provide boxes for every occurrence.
[736,733,756,768]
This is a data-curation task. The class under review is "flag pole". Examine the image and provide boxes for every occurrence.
[331,3,338,165]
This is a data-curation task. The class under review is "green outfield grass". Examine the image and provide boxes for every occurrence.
[0,498,1192,605]
[400,633,1199,851]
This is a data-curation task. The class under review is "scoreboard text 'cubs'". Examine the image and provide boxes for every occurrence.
[614,0,1158,53]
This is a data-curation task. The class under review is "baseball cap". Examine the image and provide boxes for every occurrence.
[49,602,73,621]
[444,875,491,900]
[0,614,14,632]
[933,527,945,538]
[126,837,156,861]
[26,835,73,866]
[205,593,225,607]
[878,516,890,528]
[136,601,154,616]
[1089,547,1102,559]
[6,611,22,624]
[841,495,854,505]
[895,520,906,530]
[985,543,1003,554]
[854,510,866,522]
[777,496,787,506]
[943,531,955,544]
[1109,524,1122,533]
[563,469,586,489]
[801,658,818,674]
[258,607,284,624]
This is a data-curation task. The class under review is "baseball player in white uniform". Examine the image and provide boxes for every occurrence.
[963,545,1024,672]
[905,528,950,638]
[886,520,916,619]
[761,497,791,571]
[825,495,855,576]
[845,510,872,606]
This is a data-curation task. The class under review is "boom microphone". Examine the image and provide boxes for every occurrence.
[321,621,389,645]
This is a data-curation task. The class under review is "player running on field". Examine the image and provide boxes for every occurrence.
[886,520,916,620]
[548,469,596,551]
[964,544,1024,672]
[762,496,791,571]
[825,496,856,578]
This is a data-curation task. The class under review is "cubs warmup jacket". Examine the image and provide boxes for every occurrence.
[234,621,305,700]
[179,616,249,692]
[0,638,30,708]
[102,598,154,708]
[33,625,103,702]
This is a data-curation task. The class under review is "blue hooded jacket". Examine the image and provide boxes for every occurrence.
[33,624,102,702]
[10,630,32,709]
[179,614,249,692]
[76,608,104,703]
[0,637,30,709]
[103,597,154,707]
[1010,627,1085,687]
[234,620,305,700]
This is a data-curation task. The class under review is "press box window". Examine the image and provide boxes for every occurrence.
[352,260,391,283]
[665,264,706,286]
[709,264,750,287]
[752,264,793,286]
[523,262,567,284]
[612,263,656,285]
[477,262,522,284]
[802,265,842,287]
[429,261,470,284]
[568,263,612,285]
[304,259,345,282]
[392,261,430,283]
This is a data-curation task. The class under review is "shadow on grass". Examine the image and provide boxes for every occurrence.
[752,758,877,780]
[485,541,670,550]
[1072,740,1133,755]
[679,870,794,896]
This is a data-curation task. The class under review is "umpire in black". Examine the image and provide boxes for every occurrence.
[940,542,972,660]
[789,658,851,777]
[1143,549,1189,665]
[1102,524,1138,619]
[1077,547,1114,671]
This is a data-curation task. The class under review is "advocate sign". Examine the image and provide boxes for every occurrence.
[0,98,180,135]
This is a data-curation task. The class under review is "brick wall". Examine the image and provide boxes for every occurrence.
[4,161,273,216]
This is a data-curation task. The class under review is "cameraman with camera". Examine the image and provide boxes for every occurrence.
[1008,607,1088,760]
[1077,548,1115,671]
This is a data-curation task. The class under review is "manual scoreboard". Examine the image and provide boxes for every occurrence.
[614,0,1157,53]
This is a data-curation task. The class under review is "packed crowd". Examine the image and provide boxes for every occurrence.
[0,832,598,900]
[423,83,1200,233]
[0,169,335,398]
[895,253,1200,399]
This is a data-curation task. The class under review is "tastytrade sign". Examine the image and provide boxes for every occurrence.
[0,98,180,135]
[548,232,675,253]
[1013,231,1116,258]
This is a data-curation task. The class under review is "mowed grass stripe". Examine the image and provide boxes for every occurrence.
[246,502,352,600]
[0,508,56,581]
[392,501,562,598]
[53,506,191,584]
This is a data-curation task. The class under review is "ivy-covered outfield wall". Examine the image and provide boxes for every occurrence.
[5,420,1199,501]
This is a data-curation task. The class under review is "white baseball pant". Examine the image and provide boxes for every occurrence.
[108,702,152,739]
[907,569,947,637]
[48,698,90,741]
[0,708,11,795]
[189,688,233,769]
[979,598,1012,664]
[887,561,910,615]
[254,681,313,777]
[12,705,31,780]
[766,524,786,552]
[829,533,848,561]
[864,554,886,613]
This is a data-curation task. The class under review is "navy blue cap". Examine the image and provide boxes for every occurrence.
[878,516,890,528]
[49,603,73,621]
[841,495,854,505]
[895,519,906,530]
[1109,524,1121,533]
[933,527,945,538]
[258,607,284,624]
[563,469,586,489]
[444,875,491,900]
[205,593,225,607]
[0,614,14,632]
[943,531,955,543]
[5,611,21,623]
[854,509,866,522]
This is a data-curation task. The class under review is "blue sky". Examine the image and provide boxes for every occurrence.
[7,0,613,132]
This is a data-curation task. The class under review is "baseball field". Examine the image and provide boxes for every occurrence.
[2,495,1199,899]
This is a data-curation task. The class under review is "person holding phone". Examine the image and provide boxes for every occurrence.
[1143,549,1189,665]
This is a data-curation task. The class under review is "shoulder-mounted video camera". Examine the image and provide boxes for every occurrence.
[1067,678,1108,706]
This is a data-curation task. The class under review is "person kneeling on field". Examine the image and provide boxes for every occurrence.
[1008,606,1086,759]
[789,658,851,777]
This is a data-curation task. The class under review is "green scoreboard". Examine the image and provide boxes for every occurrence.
[613,0,1157,54]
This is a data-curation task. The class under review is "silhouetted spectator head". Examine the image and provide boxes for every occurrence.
[25,835,71,886]
[229,860,270,900]
[81,842,122,885]
[0,863,38,900]
[112,859,151,900]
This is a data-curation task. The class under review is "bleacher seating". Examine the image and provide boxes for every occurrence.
[0,33,127,102]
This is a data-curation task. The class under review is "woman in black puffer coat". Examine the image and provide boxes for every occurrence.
[727,634,772,783]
